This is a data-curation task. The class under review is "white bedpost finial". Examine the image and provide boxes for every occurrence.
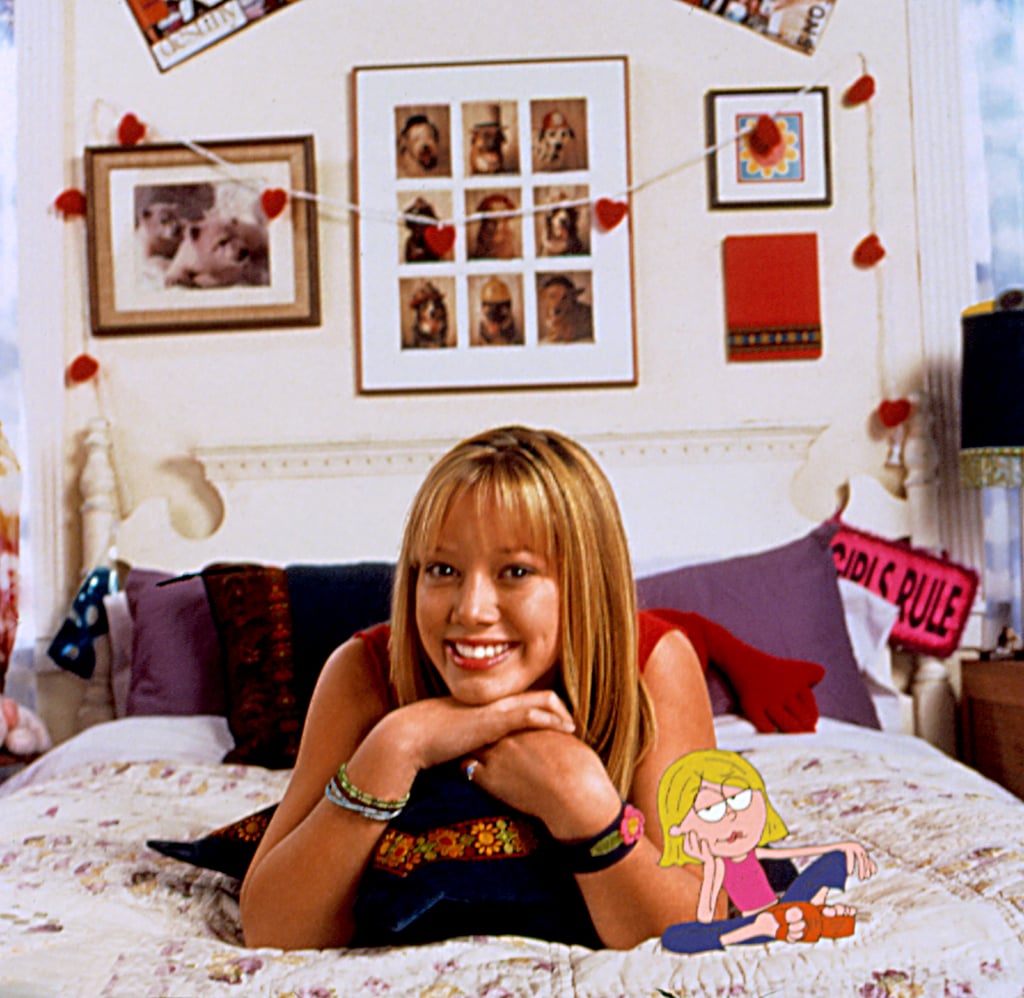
[899,392,958,753]
[80,418,119,574]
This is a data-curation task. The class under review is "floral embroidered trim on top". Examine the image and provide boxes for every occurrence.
[208,805,275,845]
[372,816,540,877]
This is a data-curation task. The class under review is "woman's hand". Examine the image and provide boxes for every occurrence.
[459,727,622,840]
[358,688,576,783]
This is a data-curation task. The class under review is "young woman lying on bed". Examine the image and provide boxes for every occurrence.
[240,425,825,951]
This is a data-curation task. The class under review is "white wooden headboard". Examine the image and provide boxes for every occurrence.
[67,398,956,752]
[84,422,826,576]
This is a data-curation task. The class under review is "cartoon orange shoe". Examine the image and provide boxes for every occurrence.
[769,902,856,942]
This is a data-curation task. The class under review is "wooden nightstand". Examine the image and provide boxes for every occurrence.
[959,657,1024,799]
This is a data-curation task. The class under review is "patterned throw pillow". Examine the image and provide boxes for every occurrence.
[202,564,301,769]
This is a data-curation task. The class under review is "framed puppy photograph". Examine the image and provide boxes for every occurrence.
[353,56,636,393]
[85,136,320,335]
[705,87,831,210]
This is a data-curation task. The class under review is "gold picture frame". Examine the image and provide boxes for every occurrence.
[85,136,320,335]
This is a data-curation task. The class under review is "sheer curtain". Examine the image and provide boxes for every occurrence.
[961,0,1024,297]
[960,0,1024,643]
[0,0,33,702]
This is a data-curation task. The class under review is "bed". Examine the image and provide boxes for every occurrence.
[3,405,1022,998]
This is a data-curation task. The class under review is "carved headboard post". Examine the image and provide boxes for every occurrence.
[79,418,119,575]
[901,393,958,754]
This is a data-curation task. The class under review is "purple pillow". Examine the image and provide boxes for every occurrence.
[125,568,225,716]
[636,522,880,729]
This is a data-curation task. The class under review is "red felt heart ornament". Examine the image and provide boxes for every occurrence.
[853,234,886,268]
[844,74,877,107]
[424,224,455,256]
[595,198,628,231]
[261,188,288,220]
[878,398,912,429]
[67,354,100,385]
[54,189,87,217]
[747,115,782,158]
[117,113,146,147]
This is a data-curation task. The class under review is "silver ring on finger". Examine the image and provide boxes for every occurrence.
[464,758,480,782]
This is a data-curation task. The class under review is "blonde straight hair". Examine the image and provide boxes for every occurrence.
[389,426,655,796]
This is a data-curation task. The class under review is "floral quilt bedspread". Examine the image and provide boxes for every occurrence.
[2,735,1023,997]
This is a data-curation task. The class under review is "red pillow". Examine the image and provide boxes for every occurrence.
[636,523,879,729]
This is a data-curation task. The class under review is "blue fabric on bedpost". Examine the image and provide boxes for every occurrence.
[45,566,116,678]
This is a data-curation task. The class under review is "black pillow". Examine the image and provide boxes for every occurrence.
[285,562,394,709]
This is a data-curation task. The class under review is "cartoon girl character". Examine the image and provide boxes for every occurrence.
[657,749,876,953]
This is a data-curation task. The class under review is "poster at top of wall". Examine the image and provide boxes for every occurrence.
[125,0,303,72]
[676,0,837,55]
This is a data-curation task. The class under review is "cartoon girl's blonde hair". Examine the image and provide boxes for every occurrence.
[657,749,789,867]
[389,425,654,795]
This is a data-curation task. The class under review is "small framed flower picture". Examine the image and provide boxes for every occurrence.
[705,87,831,210]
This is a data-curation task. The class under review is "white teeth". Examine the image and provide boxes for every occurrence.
[454,642,509,660]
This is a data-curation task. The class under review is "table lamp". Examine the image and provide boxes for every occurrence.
[960,305,1024,655]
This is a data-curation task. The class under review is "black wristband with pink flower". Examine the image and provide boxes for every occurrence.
[557,800,645,874]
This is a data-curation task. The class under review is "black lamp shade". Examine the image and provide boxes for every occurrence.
[961,309,1024,487]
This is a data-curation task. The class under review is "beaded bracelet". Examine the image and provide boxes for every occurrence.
[323,763,410,822]
[336,763,411,811]
[556,800,645,874]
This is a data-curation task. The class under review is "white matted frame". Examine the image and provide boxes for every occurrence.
[85,136,320,335]
[705,87,831,210]
[353,56,636,393]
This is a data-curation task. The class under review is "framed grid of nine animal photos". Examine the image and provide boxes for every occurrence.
[353,56,637,392]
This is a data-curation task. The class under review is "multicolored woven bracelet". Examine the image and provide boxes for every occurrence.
[557,800,645,874]
[324,763,410,822]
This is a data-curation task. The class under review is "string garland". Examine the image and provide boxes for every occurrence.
[56,56,909,454]
[76,59,868,232]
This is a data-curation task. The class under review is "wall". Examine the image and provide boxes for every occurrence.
[17,1,977,638]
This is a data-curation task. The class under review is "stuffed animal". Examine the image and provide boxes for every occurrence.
[0,696,52,756]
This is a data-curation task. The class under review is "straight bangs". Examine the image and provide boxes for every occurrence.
[390,434,563,705]
[411,466,560,575]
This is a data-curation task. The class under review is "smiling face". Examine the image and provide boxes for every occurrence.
[414,488,561,706]
[677,780,768,860]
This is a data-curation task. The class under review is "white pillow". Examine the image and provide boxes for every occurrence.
[0,715,235,797]
[105,590,134,716]
[838,578,900,693]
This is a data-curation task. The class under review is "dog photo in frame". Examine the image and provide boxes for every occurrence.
[353,56,636,393]
[85,135,320,335]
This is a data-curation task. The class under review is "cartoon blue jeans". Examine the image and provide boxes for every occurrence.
[661,850,848,954]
